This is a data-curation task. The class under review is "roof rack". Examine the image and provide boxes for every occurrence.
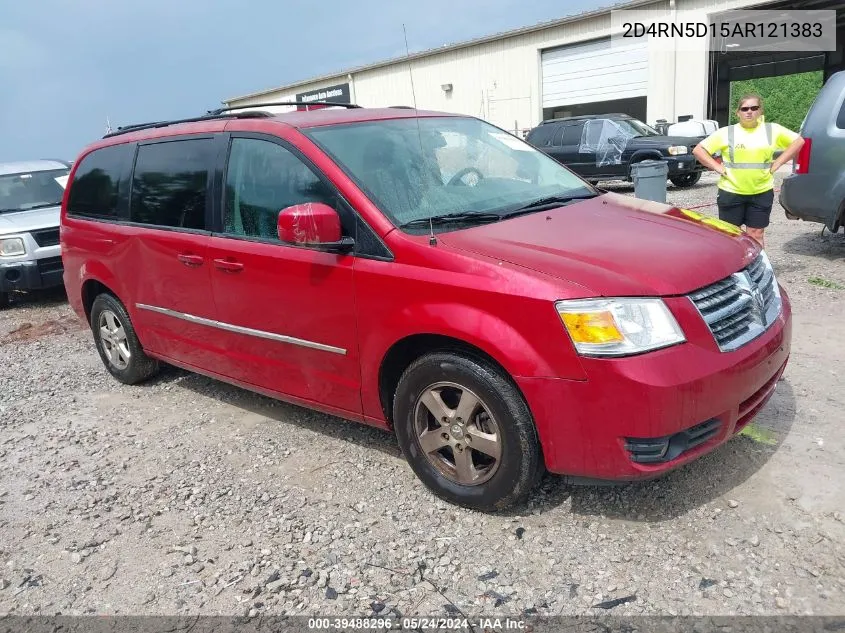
[208,100,361,115]
[102,110,272,139]
[102,100,362,140]
[539,112,633,124]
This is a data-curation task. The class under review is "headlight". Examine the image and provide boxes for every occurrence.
[555,297,686,357]
[667,145,688,155]
[0,237,25,257]
[760,249,782,305]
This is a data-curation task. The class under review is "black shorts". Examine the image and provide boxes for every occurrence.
[716,189,774,229]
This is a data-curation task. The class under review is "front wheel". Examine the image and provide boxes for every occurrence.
[393,352,543,511]
[0,292,9,310]
[670,172,702,188]
[90,293,160,385]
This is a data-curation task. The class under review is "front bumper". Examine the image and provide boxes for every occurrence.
[518,289,792,481]
[0,256,64,293]
[667,155,703,176]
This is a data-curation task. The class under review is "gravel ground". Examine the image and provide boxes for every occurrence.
[1,171,843,619]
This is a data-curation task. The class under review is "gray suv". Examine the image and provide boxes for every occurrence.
[779,70,845,233]
[0,159,71,308]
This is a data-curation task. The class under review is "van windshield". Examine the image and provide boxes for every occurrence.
[0,169,69,214]
[304,116,594,230]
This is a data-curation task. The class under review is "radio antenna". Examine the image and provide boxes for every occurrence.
[402,23,436,246]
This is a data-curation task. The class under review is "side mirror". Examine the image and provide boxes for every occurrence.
[277,202,354,252]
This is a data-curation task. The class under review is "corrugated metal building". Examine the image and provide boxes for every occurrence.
[221,0,841,135]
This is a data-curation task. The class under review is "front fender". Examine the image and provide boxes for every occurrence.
[359,300,588,421]
[388,302,585,377]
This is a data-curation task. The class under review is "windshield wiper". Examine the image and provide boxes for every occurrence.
[22,203,61,211]
[500,193,599,218]
[399,212,502,229]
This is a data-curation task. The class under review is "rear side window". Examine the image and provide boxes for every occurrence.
[836,97,845,130]
[67,143,132,219]
[130,138,213,230]
[560,123,583,145]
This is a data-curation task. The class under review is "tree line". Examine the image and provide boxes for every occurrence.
[730,71,823,133]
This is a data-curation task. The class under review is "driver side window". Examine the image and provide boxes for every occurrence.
[581,120,604,151]
[223,138,336,241]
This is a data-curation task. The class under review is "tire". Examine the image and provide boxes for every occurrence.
[393,351,543,512]
[0,292,9,310]
[90,293,160,385]
[670,172,702,188]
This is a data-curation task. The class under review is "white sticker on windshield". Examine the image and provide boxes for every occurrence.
[489,132,531,151]
[55,175,69,188]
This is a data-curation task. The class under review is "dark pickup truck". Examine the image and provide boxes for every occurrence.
[525,113,706,188]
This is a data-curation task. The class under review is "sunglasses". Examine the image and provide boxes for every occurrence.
[739,105,760,112]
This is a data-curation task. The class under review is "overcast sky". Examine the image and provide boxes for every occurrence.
[0,0,604,163]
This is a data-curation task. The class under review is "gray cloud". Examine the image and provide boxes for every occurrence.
[0,0,596,162]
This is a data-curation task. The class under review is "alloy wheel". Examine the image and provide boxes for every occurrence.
[412,381,502,486]
[98,309,131,370]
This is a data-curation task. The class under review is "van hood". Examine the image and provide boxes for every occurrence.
[0,205,60,234]
[437,192,759,297]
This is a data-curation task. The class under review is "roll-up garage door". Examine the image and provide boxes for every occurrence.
[541,37,648,109]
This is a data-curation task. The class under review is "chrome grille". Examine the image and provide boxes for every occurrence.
[688,252,782,352]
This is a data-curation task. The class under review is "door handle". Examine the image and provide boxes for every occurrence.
[177,253,204,267]
[213,258,244,273]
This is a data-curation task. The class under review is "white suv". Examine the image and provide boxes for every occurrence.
[0,159,70,308]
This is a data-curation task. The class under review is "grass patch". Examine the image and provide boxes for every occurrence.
[738,424,778,446]
[808,276,845,290]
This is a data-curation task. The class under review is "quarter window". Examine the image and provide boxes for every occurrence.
[526,125,555,146]
[223,138,336,241]
[130,138,213,230]
[67,144,132,218]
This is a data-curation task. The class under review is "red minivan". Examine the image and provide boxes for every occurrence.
[60,104,792,511]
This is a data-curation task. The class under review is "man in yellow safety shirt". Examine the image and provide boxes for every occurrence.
[692,93,805,248]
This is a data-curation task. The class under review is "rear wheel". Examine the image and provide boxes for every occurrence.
[670,172,702,188]
[393,351,543,511]
[90,293,160,384]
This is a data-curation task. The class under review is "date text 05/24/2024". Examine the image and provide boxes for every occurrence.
[307,617,529,631]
